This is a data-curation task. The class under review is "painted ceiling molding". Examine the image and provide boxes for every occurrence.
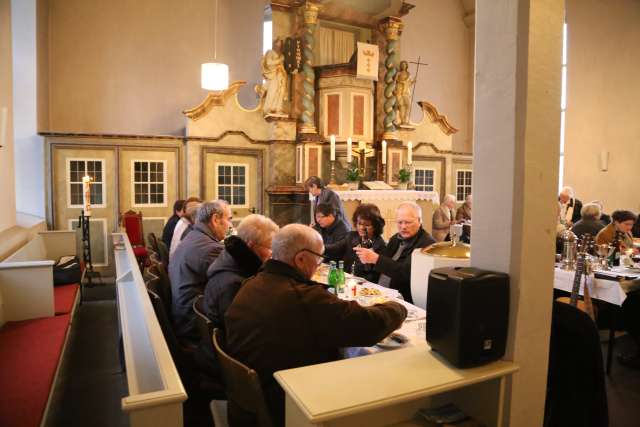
[417,101,459,136]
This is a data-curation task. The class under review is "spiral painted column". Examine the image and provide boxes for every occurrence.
[379,17,404,140]
[299,2,320,134]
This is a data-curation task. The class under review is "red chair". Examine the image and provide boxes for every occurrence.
[121,210,148,271]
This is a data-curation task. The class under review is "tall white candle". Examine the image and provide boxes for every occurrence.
[0,107,7,148]
[381,140,387,164]
[82,175,92,217]
[347,137,352,163]
[407,141,413,165]
[330,134,336,161]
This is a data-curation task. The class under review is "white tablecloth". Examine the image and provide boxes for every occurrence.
[553,268,629,306]
[336,189,440,204]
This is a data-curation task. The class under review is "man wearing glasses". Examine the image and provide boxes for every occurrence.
[354,202,436,303]
[224,224,407,425]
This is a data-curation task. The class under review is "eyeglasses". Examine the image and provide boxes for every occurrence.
[298,248,325,265]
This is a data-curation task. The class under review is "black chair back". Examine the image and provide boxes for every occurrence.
[148,263,173,321]
[545,301,609,427]
[193,295,213,344]
[212,329,274,427]
[147,232,160,254]
[156,240,170,270]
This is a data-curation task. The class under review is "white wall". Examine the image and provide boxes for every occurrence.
[12,0,44,218]
[1,0,17,232]
[401,0,473,153]
[563,0,640,212]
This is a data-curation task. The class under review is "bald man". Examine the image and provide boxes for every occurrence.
[224,224,407,425]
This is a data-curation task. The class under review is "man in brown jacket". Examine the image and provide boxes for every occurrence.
[224,224,407,425]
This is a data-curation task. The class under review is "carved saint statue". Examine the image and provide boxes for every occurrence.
[395,60,415,125]
[261,39,288,116]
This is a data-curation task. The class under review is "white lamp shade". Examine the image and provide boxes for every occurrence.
[201,62,229,91]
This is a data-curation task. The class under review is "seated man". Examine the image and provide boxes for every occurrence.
[558,186,582,227]
[225,224,407,425]
[169,196,202,260]
[571,203,605,238]
[312,203,349,247]
[355,202,436,303]
[432,194,457,242]
[204,214,279,330]
[169,200,232,347]
[161,199,185,248]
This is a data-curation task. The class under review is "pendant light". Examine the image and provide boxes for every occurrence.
[201,0,229,91]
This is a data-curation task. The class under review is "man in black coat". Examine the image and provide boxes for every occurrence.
[559,186,583,226]
[354,202,436,303]
[161,199,185,248]
[312,203,350,247]
[169,200,232,347]
[204,214,278,330]
[305,176,350,230]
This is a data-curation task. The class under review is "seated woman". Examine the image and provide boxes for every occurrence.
[324,204,386,283]
[595,210,637,250]
[571,202,605,238]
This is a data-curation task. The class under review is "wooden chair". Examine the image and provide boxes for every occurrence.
[121,210,148,271]
[193,295,213,345]
[147,262,173,321]
[212,328,274,427]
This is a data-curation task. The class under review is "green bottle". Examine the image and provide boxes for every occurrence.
[327,261,338,294]
[337,260,346,294]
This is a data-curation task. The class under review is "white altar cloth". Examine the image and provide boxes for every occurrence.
[337,189,440,204]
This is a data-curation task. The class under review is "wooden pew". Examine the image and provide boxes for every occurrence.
[113,232,187,427]
[0,231,76,324]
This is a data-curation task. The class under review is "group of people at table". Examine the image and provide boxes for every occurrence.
[159,176,466,425]
[556,186,640,369]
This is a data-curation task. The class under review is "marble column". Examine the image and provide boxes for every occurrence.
[472,0,563,426]
[299,1,320,134]
[379,17,403,141]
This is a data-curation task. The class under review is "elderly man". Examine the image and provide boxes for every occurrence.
[354,202,436,303]
[225,224,407,424]
[558,186,582,226]
[313,203,349,247]
[432,194,457,242]
[204,214,279,330]
[169,196,203,259]
[456,194,472,222]
[161,199,185,248]
[305,176,350,230]
[571,203,605,238]
[169,200,232,347]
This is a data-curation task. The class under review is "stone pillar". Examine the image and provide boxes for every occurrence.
[472,0,563,426]
[299,1,320,134]
[379,17,403,141]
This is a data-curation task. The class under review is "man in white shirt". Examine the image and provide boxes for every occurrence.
[169,197,202,260]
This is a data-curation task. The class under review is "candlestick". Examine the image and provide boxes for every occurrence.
[330,134,336,161]
[329,160,337,184]
[82,175,92,217]
[381,140,387,164]
[407,141,413,165]
[346,137,352,163]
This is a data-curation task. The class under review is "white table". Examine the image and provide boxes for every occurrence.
[553,267,629,306]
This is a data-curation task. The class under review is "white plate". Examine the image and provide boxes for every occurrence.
[376,332,409,349]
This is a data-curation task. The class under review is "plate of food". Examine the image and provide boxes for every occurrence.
[358,287,382,296]
[376,332,409,349]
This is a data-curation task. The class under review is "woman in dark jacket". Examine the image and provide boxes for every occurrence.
[324,203,386,283]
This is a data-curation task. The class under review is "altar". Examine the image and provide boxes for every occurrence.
[336,189,439,239]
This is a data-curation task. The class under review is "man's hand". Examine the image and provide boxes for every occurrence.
[354,247,379,265]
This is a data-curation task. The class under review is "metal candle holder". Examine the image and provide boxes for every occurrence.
[329,160,337,184]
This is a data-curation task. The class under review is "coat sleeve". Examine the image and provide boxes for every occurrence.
[374,252,412,291]
[300,285,407,347]
[432,209,449,230]
[324,235,348,261]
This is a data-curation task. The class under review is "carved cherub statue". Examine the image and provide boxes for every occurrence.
[395,60,415,125]
[260,38,288,116]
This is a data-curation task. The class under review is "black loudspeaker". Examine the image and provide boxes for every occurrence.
[426,267,509,368]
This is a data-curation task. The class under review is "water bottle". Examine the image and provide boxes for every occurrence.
[327,261,338,294]
[337,260,346,295]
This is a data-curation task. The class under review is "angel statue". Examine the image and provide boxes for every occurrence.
[395,60,416,125]
[260,38,288,116]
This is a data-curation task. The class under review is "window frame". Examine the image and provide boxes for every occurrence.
[131,159,168,208]
[455,169,473,203]
[413,167,436,192]
[215,162,250,208]
[66,158,107,209]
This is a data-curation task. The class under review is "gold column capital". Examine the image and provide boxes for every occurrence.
[379,16,404,40]
[302,1,320,25]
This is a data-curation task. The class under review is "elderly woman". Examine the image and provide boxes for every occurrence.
[571,202,605,238]
[595,210,637,251]
[432,194,457,242]
[324,204,386,283]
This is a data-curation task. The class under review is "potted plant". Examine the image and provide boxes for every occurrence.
[397,168,411,190]
[345,165,361,190]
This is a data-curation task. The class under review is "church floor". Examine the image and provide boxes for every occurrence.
[44,280,129,427]
[41,279,639,427]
